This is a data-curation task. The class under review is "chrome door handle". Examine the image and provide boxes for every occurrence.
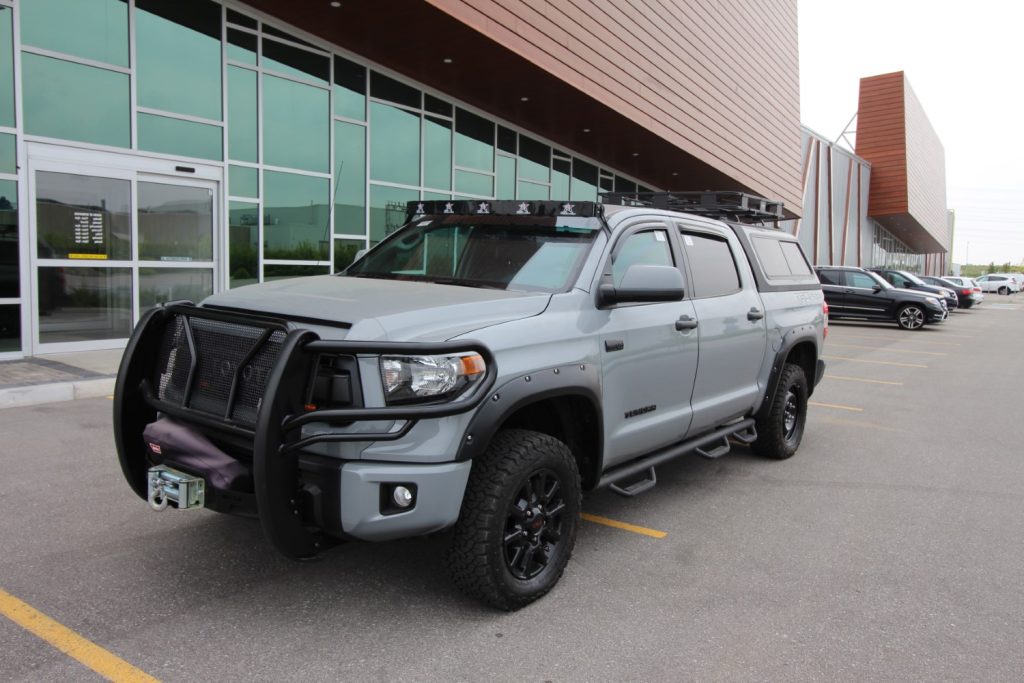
[747,308,764,321]
[676,315,698,331]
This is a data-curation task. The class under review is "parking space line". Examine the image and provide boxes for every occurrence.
[825,374,902,386]
[823,355,928,368]
[825,343,946,357]
[581,513,667,538]
[809,401,863,412]
[0,588,159,683]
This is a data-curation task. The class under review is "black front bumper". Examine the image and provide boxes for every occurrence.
[113,302,496,558]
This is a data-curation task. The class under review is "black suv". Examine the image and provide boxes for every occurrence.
[869,268,958,311]
[816,266,947,330]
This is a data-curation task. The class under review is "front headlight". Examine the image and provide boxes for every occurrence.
[924,297,942,308]
[379,353,486,404]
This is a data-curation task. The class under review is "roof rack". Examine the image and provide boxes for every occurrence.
[599,191,784,223]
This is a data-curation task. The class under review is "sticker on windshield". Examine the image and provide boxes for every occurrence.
[683,235,694,246]
[417,220,432,227]
[654,232,666,242]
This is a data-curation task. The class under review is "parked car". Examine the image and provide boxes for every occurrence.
[938,276,984,307]
[974,274,1019,295]
[869,268,959,310]
[816,266,947,330]
[919,275,979,309]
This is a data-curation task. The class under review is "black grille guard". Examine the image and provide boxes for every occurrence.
[114,301,497,559]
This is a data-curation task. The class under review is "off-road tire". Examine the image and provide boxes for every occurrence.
[753,363,808,460]
[896,304,925,330]
[447,429,581,610]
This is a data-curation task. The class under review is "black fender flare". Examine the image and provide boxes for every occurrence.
[454,361,603,466]
[756,329,823,421]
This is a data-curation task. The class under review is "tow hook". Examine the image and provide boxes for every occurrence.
[147,465,205,511]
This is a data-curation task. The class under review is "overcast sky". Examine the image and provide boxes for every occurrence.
[798,0,1024,266]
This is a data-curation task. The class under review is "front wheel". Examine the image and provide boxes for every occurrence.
[896,304,926,330]
[999,286,1009,295]
[447,429,581,610]
[753,363,808,460]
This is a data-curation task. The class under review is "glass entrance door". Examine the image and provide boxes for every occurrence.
[29,155,219,352]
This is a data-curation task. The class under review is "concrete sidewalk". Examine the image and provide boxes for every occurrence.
[0,348,123,408]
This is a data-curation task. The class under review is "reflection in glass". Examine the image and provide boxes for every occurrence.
[518,136,550,183]
[369,185,417,244]
[264,264,328,281]
[0,304,18,352]
[455,170,492,197]
[229,165,258,198]
[498,126,517,154]
[455,108,494,171]
[0,179,16,298]
[138,182,213,261]
[263,74,329,172]
[140,268,213,308]
[370,71,420,109]
[228,66,258,163]
[138,113,222,160]
[570,159,598,202]
[496,156,515,199]
[37,267,132,344]
[264,171,329,260]
[23,53,130,148]
[424,116,452,191]
[517,181,548,200]
[226,9,257,29]
[227,28,257,65]
[334,55,366,121]
[370,102,420,186]
[425,95,452,118]
[0,9,12,128]
[333,238,364,272]
[551,157,571,200]
[263,38,329,84]
[0,133,15,174]
[614,176,637,194]
[333,121,366,236]
[21,0,128,67]
[36,172,130,261]
[229,200,259,288]
[136,0,222,120]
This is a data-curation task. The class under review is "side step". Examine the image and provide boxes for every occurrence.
[598,418,756,496]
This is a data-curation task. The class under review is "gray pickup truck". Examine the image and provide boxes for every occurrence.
[114,192,826,610]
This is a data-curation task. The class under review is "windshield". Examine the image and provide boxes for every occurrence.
[901,271,927,286]
[344,216,600,292]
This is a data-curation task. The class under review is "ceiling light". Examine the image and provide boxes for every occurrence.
[672,172,678,176]
[520,96,529,102]
[632,152,639,157]
[582,128,590,133]
[443,57,453,64]
[330,1,341,7]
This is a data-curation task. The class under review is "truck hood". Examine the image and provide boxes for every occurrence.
[200,275,551,341]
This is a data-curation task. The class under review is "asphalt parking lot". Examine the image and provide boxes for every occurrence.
[3,303,1024,681]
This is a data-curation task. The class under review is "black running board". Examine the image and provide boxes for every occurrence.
[597,418,756,493]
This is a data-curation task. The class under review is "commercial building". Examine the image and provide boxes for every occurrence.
[0,0,801,358]
[783,71,950,275]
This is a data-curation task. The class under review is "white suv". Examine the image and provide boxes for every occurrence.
[974,274,1020,295]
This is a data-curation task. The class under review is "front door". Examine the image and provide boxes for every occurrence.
[28,148,220,353]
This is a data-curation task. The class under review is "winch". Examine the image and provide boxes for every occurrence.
[147,465,205,511]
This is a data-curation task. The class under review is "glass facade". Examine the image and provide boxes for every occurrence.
[871,223,925,273]
[1,0,650,355]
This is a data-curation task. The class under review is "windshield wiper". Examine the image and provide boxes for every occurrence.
[429,277,504,290]
[350,271,401,280]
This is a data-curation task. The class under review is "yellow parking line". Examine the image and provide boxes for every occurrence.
[581,513,667,538]
[825,374,902,386]
[0,588,158,683]
[825,343,946,357]
[823,355,927,369]
[809,401,863,412]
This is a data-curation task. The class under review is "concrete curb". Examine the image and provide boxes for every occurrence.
[0,377,116,409]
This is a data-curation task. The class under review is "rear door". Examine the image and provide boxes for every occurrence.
[597,221,698,468]
[816,268,848,313]
[676,222,767,434]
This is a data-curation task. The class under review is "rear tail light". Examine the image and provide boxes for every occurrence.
[823,301,829,339]
[961,288,972,296]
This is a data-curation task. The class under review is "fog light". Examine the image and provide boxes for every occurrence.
[392,485,414,508]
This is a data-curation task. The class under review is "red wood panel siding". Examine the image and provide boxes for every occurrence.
[856,71,948,253]
[426,0,803,209]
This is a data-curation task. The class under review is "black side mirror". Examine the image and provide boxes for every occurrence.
[599,264,685,307]
[872,284,882,293]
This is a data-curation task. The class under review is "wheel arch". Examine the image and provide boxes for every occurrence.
[757,336,820,420]
[456,365,604,490]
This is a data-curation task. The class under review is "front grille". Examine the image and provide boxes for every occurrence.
[154,314,287,426]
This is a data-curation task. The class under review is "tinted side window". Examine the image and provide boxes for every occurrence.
[817,269,842,285]
[847,272,877,289]
[779,241,813,275]
[612,229,673,287]
[750,236,789,278]
[682,232,740,298]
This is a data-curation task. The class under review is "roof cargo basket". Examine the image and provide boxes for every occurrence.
[599,191,784,224]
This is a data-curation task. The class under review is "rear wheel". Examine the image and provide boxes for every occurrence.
[999,286,1008,295]
[753,363,808,460]
[896,304,925,330]
[447,429,581,610]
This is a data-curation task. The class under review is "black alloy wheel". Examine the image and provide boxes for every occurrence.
[504,468,566,580]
